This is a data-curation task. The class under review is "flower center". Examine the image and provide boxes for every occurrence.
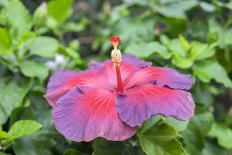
[110,36,124,93]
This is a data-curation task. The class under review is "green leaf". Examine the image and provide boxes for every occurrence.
[0,130,8,139]
[92,139,126,155]
[190,42,216,60]
[199,2,215,12]
[168,39,186,57]
[63,18,90,32]
[61,47,81,64]
[116,18,155,44]
[7,120,42,142]
[218,28,232,48]
[0,78,31,124]
[167,38,194,68]
[209,123,232,149]
[193,60,232,88]
[208,19,232,48]
[63,149,81,155]
[202,140,228,155]
[1,0,32,40]
[125,42,171,59]
[92,139,144,155]
[181,113,213,155]
[156,0,198,19]
[29,37,59,58]
[172,54,193,69]
[47,0,74,24]
[193,83,213,107]
[0,0,9,6]
[14,131,59,155]
[19,61,49,81]
[138,120,187,155]
[178,35,190,51]
[0,152,7,155]
[0,28,12,54]
[164,117,189,132]
[13,92,67,155]
[33,2,47,27]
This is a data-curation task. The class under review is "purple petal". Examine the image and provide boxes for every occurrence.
[116,84,195,127]
[44,70,79,107]
[44,68,112,107]
[125,66,193,90]
[122,54,152,68]
[52,86,136,142]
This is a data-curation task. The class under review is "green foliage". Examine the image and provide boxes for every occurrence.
[7,120,42,142]
[0,0,232,155]
[0,120,41,150]
[181,113,214,155]
[29,36,59,58]
[193,60,232,88]
[0,28,11,54]
[0,78,31,124]
[209,123,232,149]
[92,139,144,155]
[0,0,32,40]
[19,60,49,81]
[125,42,171,59]
[47,0,74,24]
[138,118,187,155]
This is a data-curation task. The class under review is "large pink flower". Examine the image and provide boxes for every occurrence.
[44,36,195,142]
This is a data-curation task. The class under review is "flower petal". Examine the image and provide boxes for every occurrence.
[125,67,193,90]
[44,69,110,107]
[89,55,152,88]
[45,55,151,107]
[116,84,195,127]
[52,86,136,142]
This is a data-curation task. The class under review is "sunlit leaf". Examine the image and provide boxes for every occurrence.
[0,130,8,139]
[19,61,49,81]
[0,0,32,40]
[29,36,59,58]
[7,120,42,142]
[0,28,12,54]
[0,78,31,124]
[209,123,232,149]
[193,60,232,88]
[47,0,74,24]
[125,41,171,59]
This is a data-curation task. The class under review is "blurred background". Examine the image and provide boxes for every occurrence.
[0,0,232,155]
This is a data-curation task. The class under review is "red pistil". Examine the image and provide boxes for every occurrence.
[110,36,124,93]
[115,64,124,93]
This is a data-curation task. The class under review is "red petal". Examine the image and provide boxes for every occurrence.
[44,69,110,107]
[52,86,136,142]
[116,84,195,127]
[45,55,151,107]
[124,66,193,90]
[89,55,152,89]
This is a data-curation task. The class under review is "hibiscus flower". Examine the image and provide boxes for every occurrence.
[44,36,195,142]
